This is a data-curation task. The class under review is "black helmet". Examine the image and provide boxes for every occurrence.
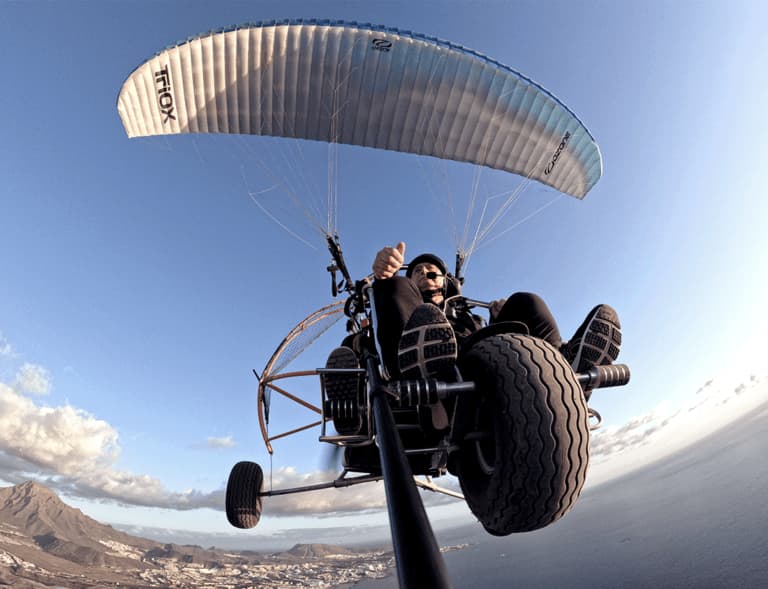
[406,253,448,278]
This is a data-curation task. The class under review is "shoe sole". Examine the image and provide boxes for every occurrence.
[570,305,622,373]
[325,347,362,435]
[398,305,457,379]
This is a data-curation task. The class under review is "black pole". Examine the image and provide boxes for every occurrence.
[326,234,354,294]
[369,360,452,589]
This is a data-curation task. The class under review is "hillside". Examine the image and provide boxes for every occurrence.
[0,481,394,587]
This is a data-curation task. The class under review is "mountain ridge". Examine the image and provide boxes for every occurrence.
[0,480,159,556]
[0,480,394,587]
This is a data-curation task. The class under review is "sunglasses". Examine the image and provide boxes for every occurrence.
[413,268,444,280]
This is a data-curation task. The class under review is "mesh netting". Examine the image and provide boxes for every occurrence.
[266,301,346,377]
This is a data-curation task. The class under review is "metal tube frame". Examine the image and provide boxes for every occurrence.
[253,282,629,589]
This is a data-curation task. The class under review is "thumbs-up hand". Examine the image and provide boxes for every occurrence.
[372,241,406,280]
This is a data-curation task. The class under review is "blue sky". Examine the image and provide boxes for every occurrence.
[1,0,767,545]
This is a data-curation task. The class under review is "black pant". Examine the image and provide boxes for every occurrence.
[494,292,562,348]
[372,276,561,375]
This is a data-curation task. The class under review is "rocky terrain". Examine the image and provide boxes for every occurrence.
[0,481,401,588]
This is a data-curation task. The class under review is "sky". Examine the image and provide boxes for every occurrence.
[1,0,767,547]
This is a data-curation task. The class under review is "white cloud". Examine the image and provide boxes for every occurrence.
[206,436,235,449]
[13,363,52,395]
[0,379,223,511]
[0,333,13,357]
[0,383,117,474]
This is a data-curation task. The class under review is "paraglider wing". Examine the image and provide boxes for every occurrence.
[117,19,601,198]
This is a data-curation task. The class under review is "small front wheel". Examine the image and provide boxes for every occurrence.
[226,461,264,529]
[457,334,589,535]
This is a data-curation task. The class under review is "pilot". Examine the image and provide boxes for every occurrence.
[324,242,621,433]
[369,242,621,379]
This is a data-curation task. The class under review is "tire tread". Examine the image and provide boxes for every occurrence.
[458,334,589,534]
[226,461,264,529]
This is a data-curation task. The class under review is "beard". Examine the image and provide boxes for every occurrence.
[421,288,445,305]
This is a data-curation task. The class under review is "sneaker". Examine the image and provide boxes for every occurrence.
[564,304,622,373]
[398,304,457,380]
[324,347,362,435]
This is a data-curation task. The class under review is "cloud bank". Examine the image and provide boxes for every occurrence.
[0,334,459,519]
[1,328,765,519]
[0,379,222,510]
[588,373,767,485]
[0,353,230,511]
[0,358,388,516]
[264,467,387,516]
[0,363,455,517]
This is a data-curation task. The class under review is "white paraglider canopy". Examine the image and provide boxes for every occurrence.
[118,19,601,201]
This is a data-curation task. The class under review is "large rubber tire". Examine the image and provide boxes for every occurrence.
[226,461,264,529]
[457,334,589,535]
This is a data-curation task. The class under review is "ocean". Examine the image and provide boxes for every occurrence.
[350,402,768,588]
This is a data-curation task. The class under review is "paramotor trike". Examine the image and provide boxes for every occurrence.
[225,260,630,536]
